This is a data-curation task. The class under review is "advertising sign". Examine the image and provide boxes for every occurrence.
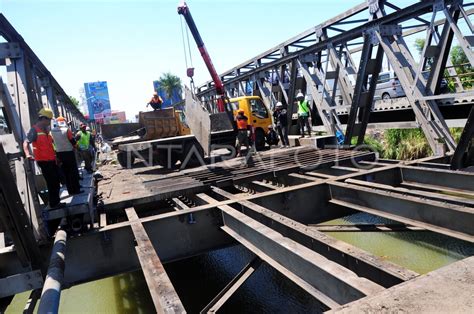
[84,81,111,122]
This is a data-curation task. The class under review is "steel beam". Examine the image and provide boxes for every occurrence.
[200,257,262,313]
[125,208,185,314]
[329,182,474,242]
[0,270,43,298]
[209,187,417,288]
[220,204,384,306]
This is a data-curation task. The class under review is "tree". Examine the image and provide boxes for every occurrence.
[451,45,473,89]
[69,96,80,108]
[414,38,425,56]
[157,72,182,106]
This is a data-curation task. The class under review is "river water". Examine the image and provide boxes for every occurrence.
[7,212,474,313]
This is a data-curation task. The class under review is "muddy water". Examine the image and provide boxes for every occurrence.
[7,213,473,313]
[322,212,474,274]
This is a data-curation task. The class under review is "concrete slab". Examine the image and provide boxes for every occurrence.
[288,135,337,148]
[330,256,474,313]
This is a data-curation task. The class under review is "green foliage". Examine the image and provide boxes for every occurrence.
[450,45,473,89]
[414,38,425,56]
[157,73,182,104]
[69,96,80,108]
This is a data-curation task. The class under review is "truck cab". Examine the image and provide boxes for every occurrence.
[227,96,272,150]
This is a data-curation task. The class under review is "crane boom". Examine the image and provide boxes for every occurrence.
[178,2,226,112]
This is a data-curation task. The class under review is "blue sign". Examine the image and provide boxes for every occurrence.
[84,81,111,121]
[153,81,182,108]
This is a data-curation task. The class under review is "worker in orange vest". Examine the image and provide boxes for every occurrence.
[147,92,163,110]
[23,108,63,208]
[235,109,251,157]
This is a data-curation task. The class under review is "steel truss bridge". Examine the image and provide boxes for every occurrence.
[195,0,474,155]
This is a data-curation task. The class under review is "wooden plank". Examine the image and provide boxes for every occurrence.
[125,208,185,314]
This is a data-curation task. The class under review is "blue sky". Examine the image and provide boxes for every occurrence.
[1,0,420,120]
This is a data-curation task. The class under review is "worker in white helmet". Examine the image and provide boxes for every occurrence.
[296,92,311,137]
[273,102,290,148]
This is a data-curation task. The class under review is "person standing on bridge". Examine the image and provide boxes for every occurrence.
[147,92,163,110]
[76,123,94,173]
[23,108,63,209]
[296,92,312,137]
[273,102,290,148]
[235,109,251,157]
[51,116,82,195]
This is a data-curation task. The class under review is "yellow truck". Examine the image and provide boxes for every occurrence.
[227,96,273,151]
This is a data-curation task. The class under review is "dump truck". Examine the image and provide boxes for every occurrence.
[111,105,236,169]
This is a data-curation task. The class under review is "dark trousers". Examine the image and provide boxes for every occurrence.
[277,125,290,146]
[37,160,61,207]
[299,115,311,137]
[57,151,81,194]
[78,149,93,172]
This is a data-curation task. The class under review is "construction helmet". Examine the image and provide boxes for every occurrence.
[38,108,53,119]
[296,92,304,99]
[276,102,283,108]
[86,126,91,131]
[56,116,66,122]
[153,92,158,96]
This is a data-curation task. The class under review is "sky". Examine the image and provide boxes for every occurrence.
[0,0,421,120]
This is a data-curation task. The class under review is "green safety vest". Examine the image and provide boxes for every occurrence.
[77,131,91,150]
[298,100,310,116]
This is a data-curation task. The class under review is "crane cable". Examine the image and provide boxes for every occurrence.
[180,15,195,91]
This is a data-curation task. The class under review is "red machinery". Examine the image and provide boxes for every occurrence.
[178,2,226,113]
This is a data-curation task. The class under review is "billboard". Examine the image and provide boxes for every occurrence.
[103,111,127,124]
[153,81,182,108]
[84,81,111,122]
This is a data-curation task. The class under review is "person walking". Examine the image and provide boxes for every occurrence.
[76,123,94,173]
[273,102,290,148]
[296,92,312,137]
[235,109,251,157]
[23,108,63,208]
[147,92,163,110]
[50,116,82,195]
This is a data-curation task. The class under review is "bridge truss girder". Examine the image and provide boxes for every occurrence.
[195,0,474,155]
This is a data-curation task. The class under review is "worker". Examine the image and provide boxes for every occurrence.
[23,108,63,208]
[273,102,290,148]
[50,116,82,195]
[296,92,312,137]
[235,109,250,157]
[147,92,163,110]
[266,125,279,148]
[76,123,94,173]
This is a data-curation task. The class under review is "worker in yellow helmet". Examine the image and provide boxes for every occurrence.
[23,108,63,208]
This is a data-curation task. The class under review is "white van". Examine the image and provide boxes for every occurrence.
[373,71,405,100]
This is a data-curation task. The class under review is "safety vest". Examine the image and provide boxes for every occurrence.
[32,125,56,161]
[236,115,248,130]
[51,127,73,152]
[77,131,91,150]
[298,100,310,116]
